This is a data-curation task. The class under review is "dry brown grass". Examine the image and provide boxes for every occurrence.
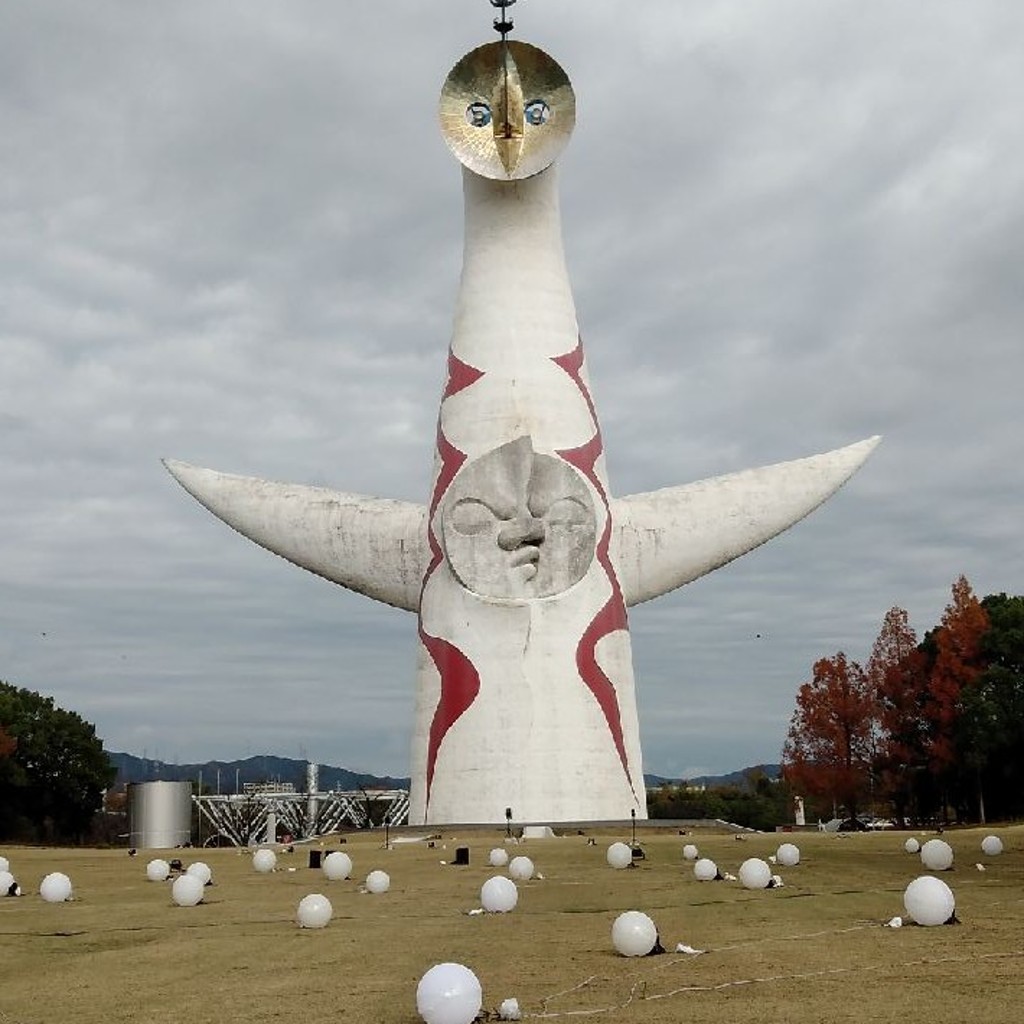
[1,824,1021,1023]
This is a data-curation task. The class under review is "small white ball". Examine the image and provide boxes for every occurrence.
[171,873,204,907]
[296,892,333,929]
[981,835,1003,856]
[611,910,658,957]
[682,844,699,861]
[693,858,718,881]
[904,837,920,854]
[488,848,509,867]
[498,997,522,1020]
[186,861,212,886]
[904,875,955,926]
[508,856,534,881]
[145,858,170,882]
[252,848,277,873]
[776,843,800,867]
[322,850,353,881]
[416,962,482,1024]
[606,842,632,870]
[39,871,73,903]
[738,857,773,890]
[0,870,16,894]
[920,838,954,871]
[481,875,518,913]
[365,869,391,894]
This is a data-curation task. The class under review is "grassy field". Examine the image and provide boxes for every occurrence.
[0,824,1021,1023]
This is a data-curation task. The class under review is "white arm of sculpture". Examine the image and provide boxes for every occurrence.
[163,460,429,612]
[611,436,881,607]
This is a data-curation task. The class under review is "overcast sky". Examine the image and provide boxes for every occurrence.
[2,1,1021,783]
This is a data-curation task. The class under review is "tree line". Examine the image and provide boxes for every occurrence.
[782,577,1024,825]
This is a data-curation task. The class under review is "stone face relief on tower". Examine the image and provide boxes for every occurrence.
[165,29,879,825]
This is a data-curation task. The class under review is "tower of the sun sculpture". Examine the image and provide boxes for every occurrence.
[165,26,878,825]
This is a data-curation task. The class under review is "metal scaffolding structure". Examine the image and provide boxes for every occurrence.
[193,785,410,848]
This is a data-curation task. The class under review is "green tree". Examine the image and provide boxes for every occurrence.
[0,681,116,842]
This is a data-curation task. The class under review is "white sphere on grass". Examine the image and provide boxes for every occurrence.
[416,962,482,1024]
[606,842,632,869]
[186,861,212,885]
[693,858,718,881]
[682,844,699,861]
[146,858,170,882]
[920,839,954,871]
[776,843,800,867]
[480,875,518,913]
[508,856,534,881]
[488,848,509,867]
[611,910,658,957]
[252,848,277,873]
[366,869,391,894]
[904,837,920,854]
[296,892,333,928]
[40,872,73,903]
[323,850,353,880]
[171,873,204,907]
[904,875,955,926]
[738,858,772,890]
[981,835,1003,856]
[0,870,16,894]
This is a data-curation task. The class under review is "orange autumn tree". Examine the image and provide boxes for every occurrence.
[782,652,879,822]
[867,606,930,822]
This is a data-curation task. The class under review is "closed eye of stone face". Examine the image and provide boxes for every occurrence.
[449,499,501,535]
[538,496,589,527]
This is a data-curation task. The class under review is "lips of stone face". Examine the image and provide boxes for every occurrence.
[441,435,597,599]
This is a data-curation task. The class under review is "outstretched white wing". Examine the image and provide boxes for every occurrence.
[611,436,881,607]
[164,460,429,613]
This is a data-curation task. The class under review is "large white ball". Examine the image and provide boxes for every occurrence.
[186,861,212,886]
[682,844,699,861]
[508,856,534,881]
[146,858,170,882]
[904,875,955,926]
[738,857,772,890]
[171,873,204,907]
[489,848,509,867]
[693,858,718,881]
[322,851,353,881]
[606,842,632,870]
[611,910,658,957]
[297,892,333,928]
[252,848,277,873]
[920,839,954,871]
[40,872,73,903]
[365,870,391,894]
[981,835,1003,856]
[0,870,16,894]
[416,962,482,1024]
[776,843,800,867]
[480,876,518,913]
[904,837,920,854]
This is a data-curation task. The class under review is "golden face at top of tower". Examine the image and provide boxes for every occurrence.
[439,40,575,180]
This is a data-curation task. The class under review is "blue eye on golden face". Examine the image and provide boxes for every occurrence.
[524,99,549,126]
[466,102,492,127]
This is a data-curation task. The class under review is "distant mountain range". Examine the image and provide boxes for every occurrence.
[107,751,780,793]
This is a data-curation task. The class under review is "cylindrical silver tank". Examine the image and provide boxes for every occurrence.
[127,780,193,849]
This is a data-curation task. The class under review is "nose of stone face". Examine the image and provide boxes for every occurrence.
[498,516,546,551]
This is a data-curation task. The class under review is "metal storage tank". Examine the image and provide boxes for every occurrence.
[127,780,193,849]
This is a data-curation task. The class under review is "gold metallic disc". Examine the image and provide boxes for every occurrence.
[439,41,575,180]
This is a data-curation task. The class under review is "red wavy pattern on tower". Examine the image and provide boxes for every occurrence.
[553,340,634,793]
[420,353,484,803]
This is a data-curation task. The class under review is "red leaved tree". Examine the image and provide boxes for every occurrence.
[867,606,930,823]
[782,652,879,823]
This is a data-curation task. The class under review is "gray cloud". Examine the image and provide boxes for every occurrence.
[2,1,1020,780]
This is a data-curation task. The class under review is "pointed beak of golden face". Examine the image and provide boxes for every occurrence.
[493,46,526,176]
